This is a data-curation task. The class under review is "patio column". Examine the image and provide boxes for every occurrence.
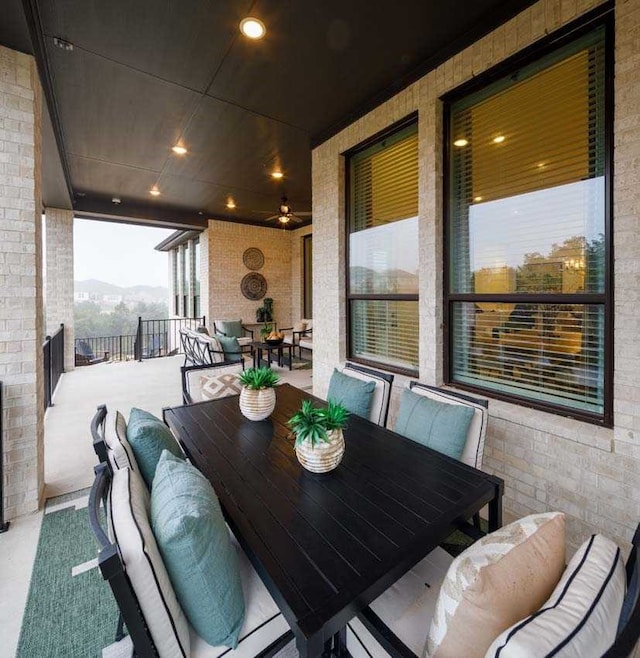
[45,207,75,371]
[0,46,45,518]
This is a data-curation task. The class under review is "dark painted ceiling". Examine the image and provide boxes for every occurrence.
[5,0,537,229]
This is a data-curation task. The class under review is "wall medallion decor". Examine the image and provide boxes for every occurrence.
[241,272,267,300]
[242,247,264,271]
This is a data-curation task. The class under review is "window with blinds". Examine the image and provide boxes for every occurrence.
[347,120,419,373]
[445,25,609,421]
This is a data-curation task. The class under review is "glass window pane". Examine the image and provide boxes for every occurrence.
[449,30,606,295]
[349,216,418,294]
[451,302,604,415]
[350,300,418,373]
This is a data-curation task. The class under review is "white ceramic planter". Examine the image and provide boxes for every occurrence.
[295,429,345,473]
[239,386,276,421]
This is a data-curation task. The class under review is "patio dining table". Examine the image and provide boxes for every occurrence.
[163,383,504,658]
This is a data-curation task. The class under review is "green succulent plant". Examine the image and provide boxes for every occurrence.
[288,398,349,447]
[238,366,280,390]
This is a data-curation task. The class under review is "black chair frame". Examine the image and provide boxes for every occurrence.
[280,326,313,360]
[212,322,255,355]
[88,463,294,658]
[180,328,247,367]
[90,403,109,464]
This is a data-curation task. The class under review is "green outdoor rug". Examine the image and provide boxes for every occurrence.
[16,493,120,658]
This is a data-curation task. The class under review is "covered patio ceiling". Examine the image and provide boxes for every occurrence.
[5,0,536,229]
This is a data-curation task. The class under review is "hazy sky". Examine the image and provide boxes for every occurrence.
[74,219,174,288]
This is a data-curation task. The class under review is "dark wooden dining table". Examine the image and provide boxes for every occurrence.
[163,383,503,658]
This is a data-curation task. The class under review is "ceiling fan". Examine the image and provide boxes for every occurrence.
[259,196,312,225]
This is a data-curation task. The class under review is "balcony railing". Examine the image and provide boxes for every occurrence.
[134,316,205,360]
[75,334,137,363]
[43,324,64,409]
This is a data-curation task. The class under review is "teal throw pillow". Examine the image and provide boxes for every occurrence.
[327,368,375,419]
[214,334,243,362]
[127,408,185,488]
[218,320,243,339]
[151,451,245,649]
[394,389,474,460]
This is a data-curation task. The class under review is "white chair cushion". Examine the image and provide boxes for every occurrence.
[199,335,225,364]
[236,337,253,347]
[184,364,243,403]
[340,364,392,427]
[299,337,313,351]
[301,319,313,330]
[485,533,626,658]
[104,411,141,473]
[110,467,190,658]
[410,384,488,469]
[190,534,289,657]
[347,547,454,657]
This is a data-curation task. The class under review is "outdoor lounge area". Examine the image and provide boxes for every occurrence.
[2,0,640,656]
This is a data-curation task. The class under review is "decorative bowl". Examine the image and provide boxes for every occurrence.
[264,337,284,345]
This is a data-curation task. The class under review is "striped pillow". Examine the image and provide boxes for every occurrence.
[104,411,139,473]
[485,534,626,658]
[110,466,190,658]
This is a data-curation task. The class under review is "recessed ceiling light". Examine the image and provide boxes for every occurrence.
[149,187,160,197]
[271,171,284,179]
[493,135,505,144]
[226,199,236,209]
[474,196,483,202]
[453,138,468,147]
[172,144,187,155]
[240,17,266,39]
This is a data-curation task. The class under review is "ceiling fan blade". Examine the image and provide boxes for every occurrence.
[293,211,312,217]
[289,215,304,223]
[263,214,279,221]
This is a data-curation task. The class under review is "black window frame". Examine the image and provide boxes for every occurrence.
[344,112,420,377]
[442,4,614,427]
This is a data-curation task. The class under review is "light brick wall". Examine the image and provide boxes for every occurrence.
[203,220,293,331]
[44,207,74,371]
[0,46,44,519]
[312,0,640,554]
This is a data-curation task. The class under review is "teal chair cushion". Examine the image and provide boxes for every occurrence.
[394,388,474,460]
[127,408,185,488]
[151,451,245,649]
[327,368,375,419]
[218,320,243,339]
[215,334,243,362]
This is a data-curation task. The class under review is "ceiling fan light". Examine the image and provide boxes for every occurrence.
[240,17,266,40]
[172,144,187,155]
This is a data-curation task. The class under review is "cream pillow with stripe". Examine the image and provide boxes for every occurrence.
[426,512,566,658]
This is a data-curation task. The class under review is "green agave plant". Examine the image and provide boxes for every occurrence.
[238,366,280,390]
[288,399,349,447]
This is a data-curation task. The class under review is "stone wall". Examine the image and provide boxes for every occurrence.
[312,0,640,554]
[0,46,44,519]
[44,207,74,371]
[203,220,293,331]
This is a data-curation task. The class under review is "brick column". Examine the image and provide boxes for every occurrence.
[0,46,44,518]
[45,207,74,371]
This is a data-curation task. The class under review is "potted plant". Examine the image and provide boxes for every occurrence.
[238,367,280,421]
[288,399,349,473]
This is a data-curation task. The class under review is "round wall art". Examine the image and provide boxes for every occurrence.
[241,272,267,300]
[242,247,264,271]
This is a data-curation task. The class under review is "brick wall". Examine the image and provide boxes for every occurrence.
[290,225,313,321]
[203,220,293,331]
[312,0,640,554]
[0,46,44,519]
[44,207,74,371]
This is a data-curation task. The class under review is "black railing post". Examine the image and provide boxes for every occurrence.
[0,381,9,532]
[136,316,143,362]
[43,336,52,410]
[60,323,65,373]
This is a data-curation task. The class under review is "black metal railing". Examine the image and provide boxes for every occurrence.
[75,334,136,363]
[135,316,205,361]
[0,381,9,532]
[43,323,65,409]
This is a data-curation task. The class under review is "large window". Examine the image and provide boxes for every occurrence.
[193,238,200,318]
[303,235,313,319]
[347,119,419,374]
[445,25,610,422]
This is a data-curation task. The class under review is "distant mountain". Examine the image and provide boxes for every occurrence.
[75,279,168,300]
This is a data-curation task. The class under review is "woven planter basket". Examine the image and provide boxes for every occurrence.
[295,429,345,473]
[239,386,276,421]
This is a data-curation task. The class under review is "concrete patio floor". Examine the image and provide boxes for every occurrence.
[1,355,313,657]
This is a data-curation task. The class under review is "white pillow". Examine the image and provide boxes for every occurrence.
[485,533,626,658]
[199,334,225,364]
[110,467,190,658]
[104,411,140,472]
